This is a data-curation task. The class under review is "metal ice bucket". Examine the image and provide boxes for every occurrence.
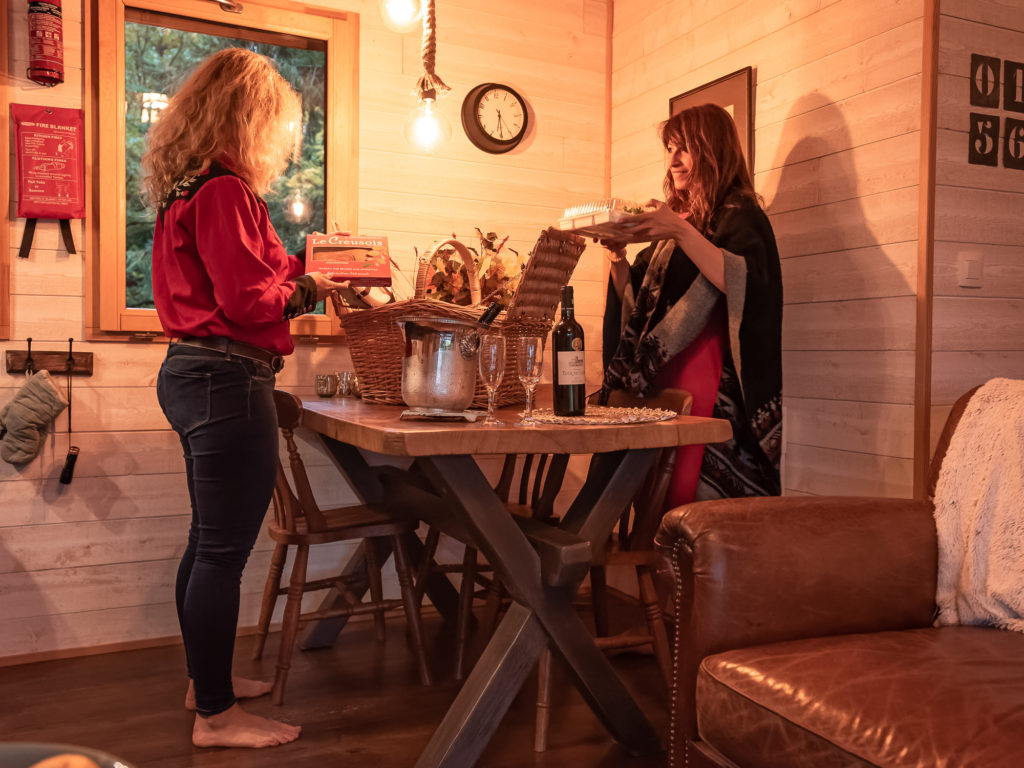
[396,315,481,412]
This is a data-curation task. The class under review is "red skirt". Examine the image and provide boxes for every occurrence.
[655,304,726,510]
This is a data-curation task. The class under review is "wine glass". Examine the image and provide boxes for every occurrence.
[515,336,544,426]
[478,334,505,425]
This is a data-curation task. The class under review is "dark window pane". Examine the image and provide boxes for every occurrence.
[124,19,326,311]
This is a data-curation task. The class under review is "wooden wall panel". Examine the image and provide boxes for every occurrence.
[0,0,610,661]
[770,186,919,259]
[932,350,1024,403]
[784,443,914,497]
[784,350,917,403]
[929,5,1024,461]
[785,398,915,457]
[933,187,1024,245]
[933,297,1024,350]
[613,0,921,150]
[759,133,920,215]
[781,242,917,304]
[783,297,916,351]
[756,19,925,128]
[612,0,926,498]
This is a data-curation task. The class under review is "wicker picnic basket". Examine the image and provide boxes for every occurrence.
[333,227,586,408]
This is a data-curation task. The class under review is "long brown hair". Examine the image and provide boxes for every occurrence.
[660,103,758,234]
[141,48,301,207]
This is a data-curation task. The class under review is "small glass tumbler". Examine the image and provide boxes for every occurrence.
[315,373,338,397]
[336,371,355,397]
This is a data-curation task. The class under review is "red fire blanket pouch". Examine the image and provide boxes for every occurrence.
[11,103,84,258]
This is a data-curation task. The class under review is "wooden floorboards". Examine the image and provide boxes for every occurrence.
[0,607,670,767]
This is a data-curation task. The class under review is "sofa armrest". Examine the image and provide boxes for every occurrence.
[656,495,938,743]
[657,495,938,649]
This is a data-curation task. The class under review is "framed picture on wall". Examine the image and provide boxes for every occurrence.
[670,66,753,172]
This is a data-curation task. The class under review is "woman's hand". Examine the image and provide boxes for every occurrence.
[621,200,727,291]
[306,271,350,302]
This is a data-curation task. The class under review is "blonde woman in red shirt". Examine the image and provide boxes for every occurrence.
[142,48,344,749]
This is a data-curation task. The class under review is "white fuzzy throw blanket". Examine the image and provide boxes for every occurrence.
[934,377,1024,632]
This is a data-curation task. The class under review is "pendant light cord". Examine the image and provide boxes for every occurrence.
[415,0,449,100]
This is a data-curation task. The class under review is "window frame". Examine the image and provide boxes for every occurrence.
[86,0,358,340]
[1,6,10,340]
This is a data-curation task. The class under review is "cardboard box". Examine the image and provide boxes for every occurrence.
[306,234,392,286]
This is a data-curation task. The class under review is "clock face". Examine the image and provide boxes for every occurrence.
[462,83,529,154]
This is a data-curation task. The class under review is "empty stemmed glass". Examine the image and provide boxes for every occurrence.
[515,336,544,425]
[478,334,505,425]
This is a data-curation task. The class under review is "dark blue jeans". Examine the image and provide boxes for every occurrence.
[157,343,278,717]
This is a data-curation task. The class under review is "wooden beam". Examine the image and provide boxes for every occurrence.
[915,0,940,499]
[1,2,10,340]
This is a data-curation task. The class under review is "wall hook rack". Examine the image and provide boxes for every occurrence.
[5,337,94,376]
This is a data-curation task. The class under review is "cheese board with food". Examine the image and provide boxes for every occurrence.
[556,198,655,239]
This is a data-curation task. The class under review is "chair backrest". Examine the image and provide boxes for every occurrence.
[926,385,981,500]
[495,387,692,534]
[272,389,329,533]
[495,451,569,521]
[606,387,693,549]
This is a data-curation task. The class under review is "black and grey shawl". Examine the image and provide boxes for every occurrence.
[602,194,783,498]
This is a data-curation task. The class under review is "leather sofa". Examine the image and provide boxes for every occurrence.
[655,388,1024,767]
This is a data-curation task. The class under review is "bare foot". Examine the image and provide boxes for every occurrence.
[192,703,301,749]
[185,677,273,710]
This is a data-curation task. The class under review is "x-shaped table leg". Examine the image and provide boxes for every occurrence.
[413,450,663,768]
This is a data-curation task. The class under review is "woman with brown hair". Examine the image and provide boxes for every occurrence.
[601,103,782,506]
[142,48,344,748]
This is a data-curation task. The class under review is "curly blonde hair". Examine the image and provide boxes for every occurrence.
[141,48,301,208]
[660,103,759,234]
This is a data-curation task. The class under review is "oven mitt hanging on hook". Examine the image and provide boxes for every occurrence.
[0,370,69,465]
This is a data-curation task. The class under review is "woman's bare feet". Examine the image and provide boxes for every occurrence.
[185,677,273,710]
[192,703,301,749]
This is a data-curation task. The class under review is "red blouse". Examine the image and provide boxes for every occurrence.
[152,169,305,355]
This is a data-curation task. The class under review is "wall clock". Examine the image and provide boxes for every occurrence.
[461,83,529,154]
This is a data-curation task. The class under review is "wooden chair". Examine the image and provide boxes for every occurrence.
[413,530,499,680]
[252,390,432,704]
[533,386,692,751]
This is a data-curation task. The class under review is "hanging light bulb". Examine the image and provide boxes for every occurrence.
[378,0,423,33]
[282,189,312,223]
[404,97,451,154]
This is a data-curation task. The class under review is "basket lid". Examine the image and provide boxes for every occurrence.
[505,228,586,324]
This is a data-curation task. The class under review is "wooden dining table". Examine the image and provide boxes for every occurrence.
[298,395,731,768]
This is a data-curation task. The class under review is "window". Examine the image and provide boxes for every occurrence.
[87,0,358,338]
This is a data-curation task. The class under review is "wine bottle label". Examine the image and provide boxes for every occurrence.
[557,350,585,385]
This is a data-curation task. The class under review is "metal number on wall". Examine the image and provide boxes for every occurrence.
[969,53,1024,170]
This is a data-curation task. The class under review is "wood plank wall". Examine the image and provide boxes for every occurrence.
[930,0,1024,447]
[610,0,926,496]
[0,0,610,661]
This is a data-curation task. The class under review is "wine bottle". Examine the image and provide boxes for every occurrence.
[477,301,502,326]
[552,285,585,416]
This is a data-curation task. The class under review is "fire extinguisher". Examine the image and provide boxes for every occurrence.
[27,0,64,87]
